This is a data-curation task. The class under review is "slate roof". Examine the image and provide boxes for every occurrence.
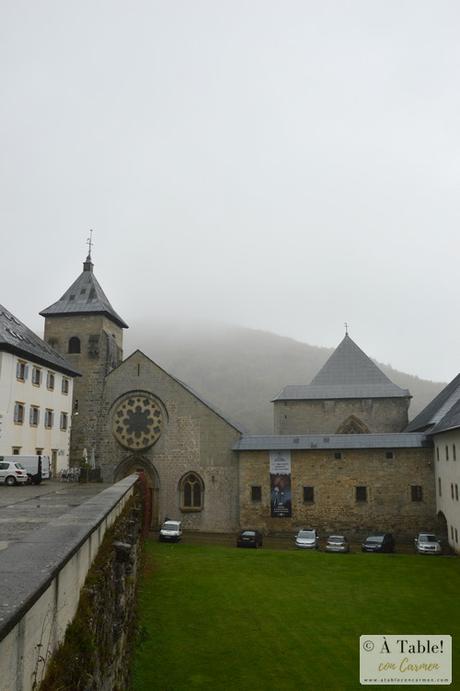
[234,433,431,451]
[40,256,128,329]
[273,334,410,401]
[405,373,460,435]
[0,305,79,376]
[430,398,460,435]
[405,373,460,433]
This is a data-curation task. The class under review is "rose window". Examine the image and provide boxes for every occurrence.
[112,394,163,450]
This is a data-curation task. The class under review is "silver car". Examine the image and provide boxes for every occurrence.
[415,533,442,555]
[0,461,28,486]
[325,535,349,553]
[295,529,319,549]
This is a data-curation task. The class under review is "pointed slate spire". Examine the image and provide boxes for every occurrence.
[311,334,394,387]
[40,252,128,329]
[274,334,410,400]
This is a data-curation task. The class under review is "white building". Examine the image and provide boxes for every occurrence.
[407,374,460,554]
[0,304,79,475]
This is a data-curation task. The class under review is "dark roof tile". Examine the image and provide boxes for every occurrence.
[40,257,128,329]
[273,335,410,401]
[0,305,79,376]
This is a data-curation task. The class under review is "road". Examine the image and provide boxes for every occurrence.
[0,480,111,551]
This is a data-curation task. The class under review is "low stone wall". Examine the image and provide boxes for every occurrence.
[0,474,143,691]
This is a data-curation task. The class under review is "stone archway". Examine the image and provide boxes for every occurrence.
[336,415,370,434]
[114,455,160,529]
[436,510,448,540]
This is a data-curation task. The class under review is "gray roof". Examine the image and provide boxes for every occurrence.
[273,334,410,401]
[234,433,431,451]
[430,398,460,435]
[406,373,460,433]
[0,305,79,376]
[40,256,128,329]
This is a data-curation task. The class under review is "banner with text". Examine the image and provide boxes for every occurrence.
[269,450,292,518]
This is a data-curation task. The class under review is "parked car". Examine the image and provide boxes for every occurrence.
[362,533,395,553]
[159,520,182,542]
[325,535,349,553]
[0,455,50,485]
[0,461,28,486]
[414,533,442,555]
[236,530,263,548]
[295,529,319,549]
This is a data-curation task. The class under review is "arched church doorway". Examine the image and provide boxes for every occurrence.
[114,455,160,529]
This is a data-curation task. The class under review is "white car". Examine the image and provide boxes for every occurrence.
[0,461,28,486]
[159,520,183,542]
[414,533,442,555]
[295,528,319,549]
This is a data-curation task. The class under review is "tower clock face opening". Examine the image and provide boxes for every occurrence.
[112,393,163,450]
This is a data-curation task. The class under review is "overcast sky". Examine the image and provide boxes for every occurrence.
[1,1,459,382]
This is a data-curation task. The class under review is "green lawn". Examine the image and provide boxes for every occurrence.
[132,541,459,691]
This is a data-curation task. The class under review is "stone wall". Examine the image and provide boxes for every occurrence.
[43,314,124,465]
[98,350,241,533]
[0,475,141,691]
[273,397,410,435]
[239,447,435,540]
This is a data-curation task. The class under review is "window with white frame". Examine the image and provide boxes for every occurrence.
[61,377,70,395]
[29,406,40,427]
[14,402,25,424]
[47,371,55,390]
[60,412,68,431]
[44,409,54,429]
[32,367,42,386]
[16,360,28,381]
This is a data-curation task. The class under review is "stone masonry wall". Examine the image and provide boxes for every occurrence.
[43,314,123,465]
[273,397,410,435]
[98,351,241,533]
[38,481,144,691]
[239,447,435,540]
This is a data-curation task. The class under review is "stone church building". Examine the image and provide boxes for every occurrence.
[39,253,436,538]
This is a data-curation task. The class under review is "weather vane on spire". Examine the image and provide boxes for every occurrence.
[344,321,349,336]
[86,229,94,259]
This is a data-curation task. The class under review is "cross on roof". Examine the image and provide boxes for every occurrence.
[86,229,94,259]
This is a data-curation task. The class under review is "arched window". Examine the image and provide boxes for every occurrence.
[180,473,204,512]
[336,415,369,434]
[68,336,81,354]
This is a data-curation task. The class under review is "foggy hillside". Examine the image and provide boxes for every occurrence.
[125,321,446,434]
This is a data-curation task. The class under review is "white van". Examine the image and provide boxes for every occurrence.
[0,455,50,484]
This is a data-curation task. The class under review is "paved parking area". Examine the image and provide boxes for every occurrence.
[0,480,111,551]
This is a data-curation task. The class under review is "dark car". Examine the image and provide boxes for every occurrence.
[236,530,263,548]
[362,533,395,553]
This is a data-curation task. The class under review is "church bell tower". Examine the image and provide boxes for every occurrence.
[40,242,128,466]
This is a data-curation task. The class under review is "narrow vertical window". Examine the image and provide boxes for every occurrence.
[355,486,367,502]
[180,473,204,511]
[14,402,25,424]
[68,337,81,354]
[411,485,423,502]
[251,486,262,502]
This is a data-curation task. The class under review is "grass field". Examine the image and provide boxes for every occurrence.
[132,541,459,691]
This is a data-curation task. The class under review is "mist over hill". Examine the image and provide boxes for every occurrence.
[125,320,446,434]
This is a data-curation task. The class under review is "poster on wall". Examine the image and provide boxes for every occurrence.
[269,450,292,518]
